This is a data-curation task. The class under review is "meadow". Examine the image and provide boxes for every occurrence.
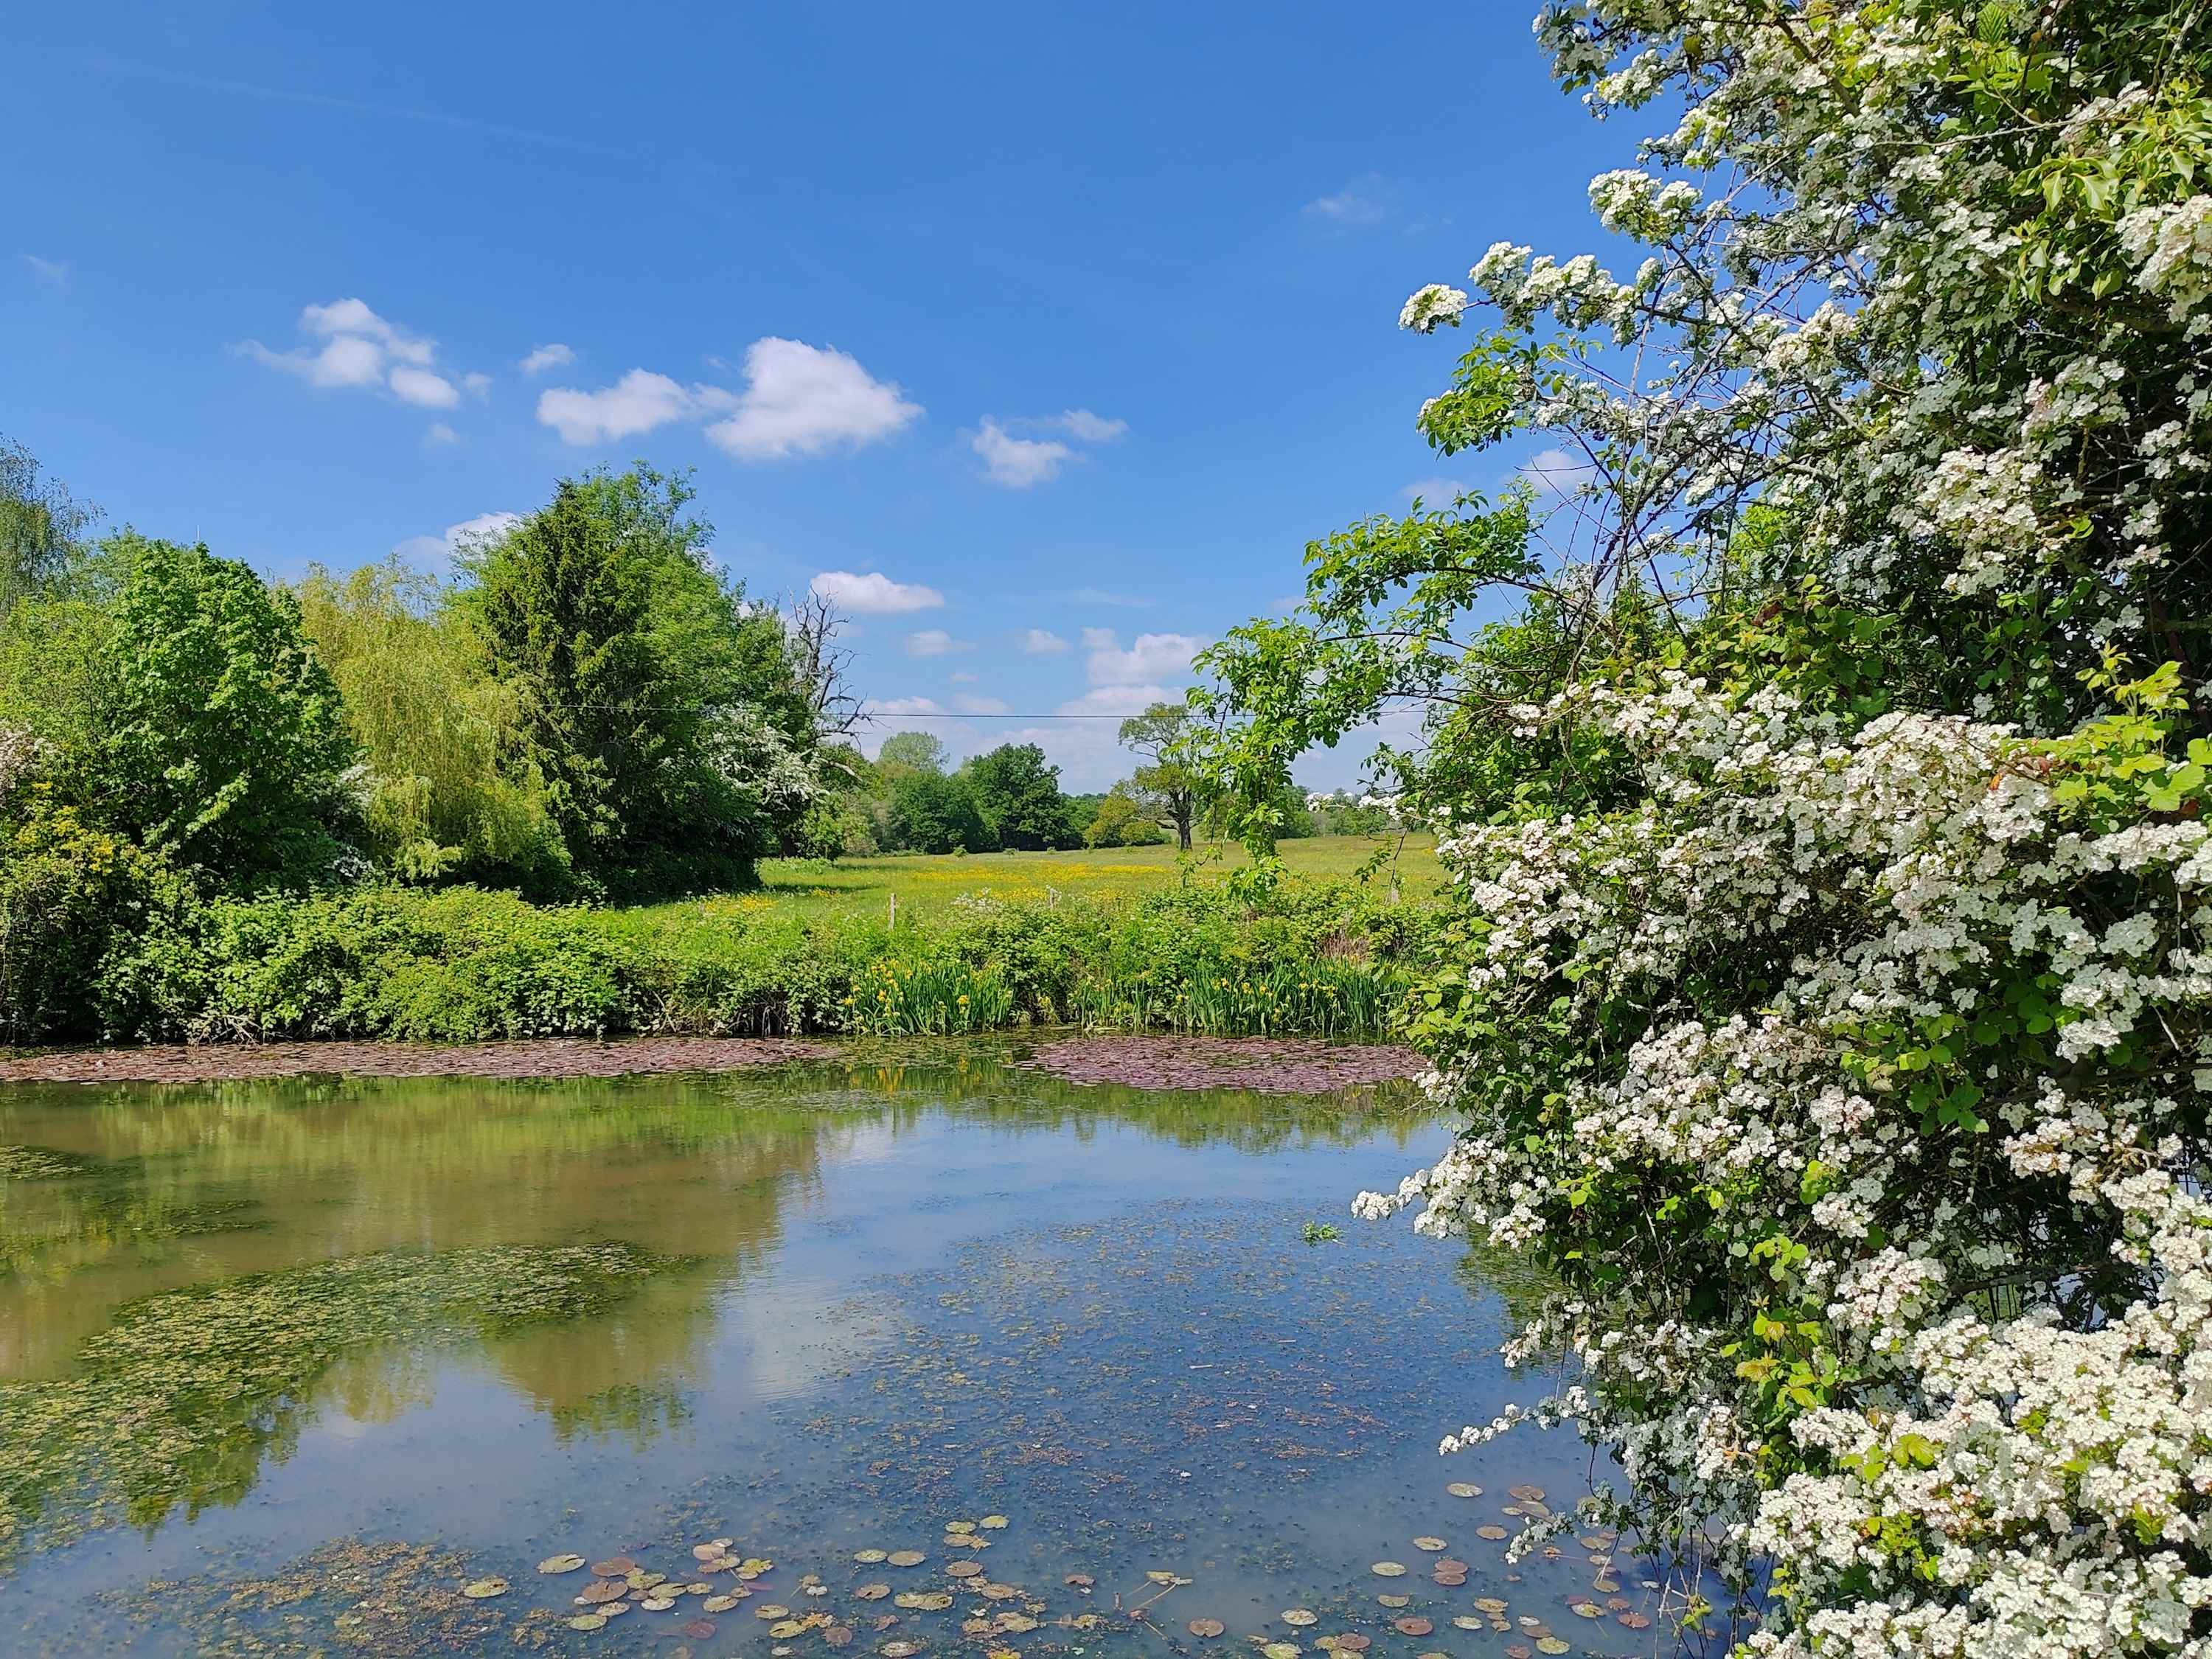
[640,832,1443,930]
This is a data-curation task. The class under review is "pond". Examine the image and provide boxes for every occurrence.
[0,1046,1661,1658]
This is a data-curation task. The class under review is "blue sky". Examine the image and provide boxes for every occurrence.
[5,2,1618,789]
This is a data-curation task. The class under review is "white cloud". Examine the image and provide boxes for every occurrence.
[462,371,491,397]
[969,410,1126,487]
[243,297,483,412]
[392,509,523,568]
[810,570,945,615]
[1304,173,1395,228]
[906,628,970,657]
[387,364,461,408]
[1082,627,1206,687]
[948,671,978,684]
[953,694,1009,716]
[519,342,574,376]
[704,338,922,460]
[1057,684,1174,717]
[1522,446,1598,495]
[300,297,434,364]
[538,340,919,461]
[536,368,707,445]
[425,422,459,445]
[970,419,1072,488]
[21,254,68,287]
[1046,408,1127,442]
[1403,476,1470,504]
[1022,628,1068,655]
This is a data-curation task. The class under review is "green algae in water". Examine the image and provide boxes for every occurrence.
[0,1242,675,1557]
[1,1138,268,1283]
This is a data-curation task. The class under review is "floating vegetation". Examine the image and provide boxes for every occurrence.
[0,1242,673,1557]
[1019,1035,1421,1096]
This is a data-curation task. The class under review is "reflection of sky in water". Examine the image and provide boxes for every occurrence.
[0,1059,1678,1655]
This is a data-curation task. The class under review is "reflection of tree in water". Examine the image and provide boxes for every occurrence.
[0,1050,1448,1558]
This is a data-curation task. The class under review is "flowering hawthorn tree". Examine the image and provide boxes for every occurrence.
[1197,3,2212,1653]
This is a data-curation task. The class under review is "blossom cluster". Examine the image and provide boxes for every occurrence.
[1359,674,2212,1655]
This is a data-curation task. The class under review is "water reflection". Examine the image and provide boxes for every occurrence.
[0,1051,1684,1658]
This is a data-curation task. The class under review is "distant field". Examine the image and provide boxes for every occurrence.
[633,833,1443,928]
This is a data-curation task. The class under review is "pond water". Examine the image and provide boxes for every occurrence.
[0,1047,1663,1658]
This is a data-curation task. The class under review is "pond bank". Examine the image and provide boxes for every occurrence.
[0,1032,1425,1093]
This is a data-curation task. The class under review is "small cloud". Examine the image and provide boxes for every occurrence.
[949,670,978,684]
[861,695,947,719]
[425,422,459,445]
[1521,446,1597,496]
[953,693,1009,716]
[1062,586,1152,608]
[20,254,68,287]
[388,365,461,408]
[1304,173,1396,229]
[810,570,945,615]
[461,371,492,397]
[704,338,922,460]
[1268,594,1302,615]
[906,628,971,657]
[1021,628,1068,655]
[1402,476,1470,505]
[539,340,921,461]
[392,509,523,568]
[1046,408,1127,442]
[519,342,574,377]
[1057,684,1175,717]
[243,297,481,415]
[1082,628,1206,688]
[537,368,710,445]
[970,419,1072,488]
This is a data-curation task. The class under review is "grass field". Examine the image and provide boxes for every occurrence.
[633,833,1444,929]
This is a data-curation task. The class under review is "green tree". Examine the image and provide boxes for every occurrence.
[1082,785,1162,849]
[458,465,789,896]
[293,560,566,887]
[91,535,357,882]
[874,730,949,777]
[1116,703,1202,850]
[883,771,988,855]
[961,742,1072,850]
[0,435,97,614]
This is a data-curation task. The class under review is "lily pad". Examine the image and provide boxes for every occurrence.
[1281,1610,1318,1627]
[772,1620,808,1638]
[641,1596,676,1612]
[881,1642,920,1658]
[578,1581,626,1604]
[1188,1618,1225,1638]
[978,1515,1008,1530]
[1475,1598,1509,1614]
[566,1613,607,1632]
[947,1562,984,1579]
[1369,1561,1406,1577]
[703,1595,740,1613]
[1452,1615,1485,1630]
[826,1627,855,1646]
[1476,1525,1509,1540]
[1394,1618,1433,1637]
[461,1578,507,1599]
[1509,1484,1545,1502]
[757,1604,793,1618]
[538,1554,586,1575]
[887,1551,926,1568]
[1263,1645,1301,1659]
[1411,1536,1447,1551]
[1537,1642,1571,1657]
[1377,1594,1411,1608]
[945,1520,975,1534]
[1571,1601,1602,1619]
[1334,1636,1371,1654]
[1446,1481,1483,1498]
[855,1549,889,1564]
[1064,1574,1094,1589]
[855,1585,891,1601]
[1619,1611,1652,1629]
[591,1557,636,1577]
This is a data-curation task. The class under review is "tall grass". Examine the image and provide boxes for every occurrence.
[1069,959,1401,1040]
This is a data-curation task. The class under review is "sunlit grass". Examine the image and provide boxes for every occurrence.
[634,834,1441,929]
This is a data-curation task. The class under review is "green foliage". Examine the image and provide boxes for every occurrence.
[884,771,991,855]
[1083,786,1165,848]
[961,742,1076,850]
[293,560,566,888]
[1117,703,1203,850]
[874,730,950,776]
[458,466,782,898]
[0,434,97,613]
[91,536,357,884]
